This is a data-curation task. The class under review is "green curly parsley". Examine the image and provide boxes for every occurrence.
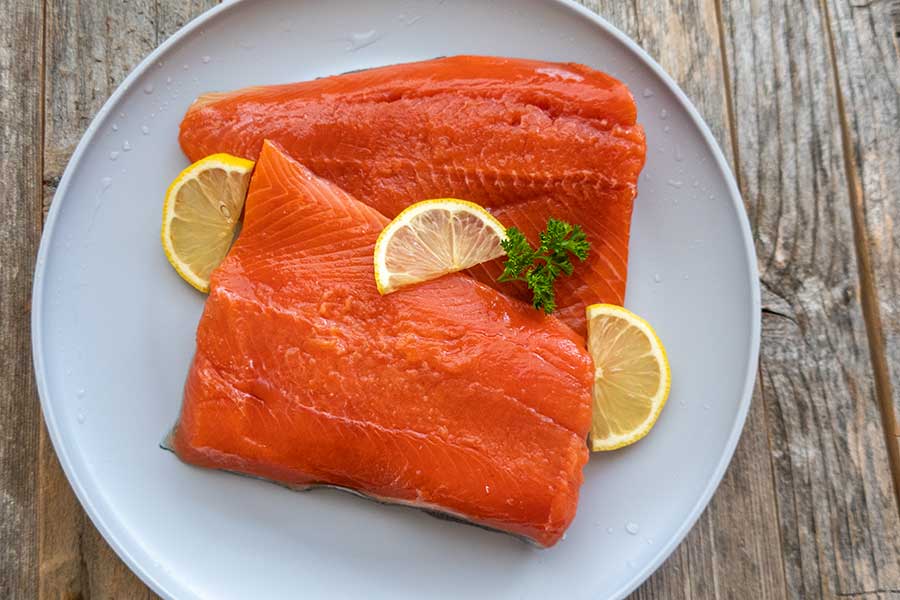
[498,218,590,314]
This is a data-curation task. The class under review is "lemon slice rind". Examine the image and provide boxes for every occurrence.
[161,153,254,293]
[373,198,507,295]
[586,303,671,452]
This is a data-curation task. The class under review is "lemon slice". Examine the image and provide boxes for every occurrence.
[373,198,507,294]
[586,303,671,451]
[161,153,255,292]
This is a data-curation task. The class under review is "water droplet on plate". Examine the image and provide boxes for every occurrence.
[122,140,132,152]
[111,123,119,132]
[109,151,119,161]
[660,108,668,119]
[642,88,654,98]
[606,527,614,534]
[141,125,150,135]
[682,274,689,280]
[674,146,684,162]
[183,64,190,71]
[201,55,211,64]
[626,522,640,535]
[65,368,72,376]
[664,125,671,133]
[144,83,154,94]
[398,13,423,26]
[100,177,112,190]
[76,388,85,398]
[667,179,683,189]
[703,403,711,411]
[647,538,654,545]
[77,411,86,424]
[653,274,662,283]
[119,111,126,119]
[346,29,380,52]
[166,76,172,85]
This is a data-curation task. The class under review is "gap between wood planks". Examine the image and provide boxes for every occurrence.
[35,0,48,592]
[893,0,900,45]
[820,0,900,515]
[713,0,796,582]
[712,0,792,593]
[34,0,48,594]
[712,0,743,194]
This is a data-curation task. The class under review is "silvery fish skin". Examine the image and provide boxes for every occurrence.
[159,437,540,547]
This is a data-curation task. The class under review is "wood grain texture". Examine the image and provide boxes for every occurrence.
[823,0,900,503]
[37,2,218,598]
[719,0,900,598]
[0,0,43,598]
[43,0,158,214]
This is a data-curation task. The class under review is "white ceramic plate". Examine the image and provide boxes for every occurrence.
[32,1,760,598]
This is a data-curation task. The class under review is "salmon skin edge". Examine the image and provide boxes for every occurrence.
[158,436,545,548]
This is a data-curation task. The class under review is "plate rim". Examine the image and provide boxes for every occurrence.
[556,3,760,596]
[31,1,762,598]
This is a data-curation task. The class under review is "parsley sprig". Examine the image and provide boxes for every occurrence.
[498,218,590,314]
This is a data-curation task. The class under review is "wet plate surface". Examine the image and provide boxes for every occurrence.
[32,1,759,598]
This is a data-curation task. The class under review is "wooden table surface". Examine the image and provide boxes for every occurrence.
[2,1,899,598]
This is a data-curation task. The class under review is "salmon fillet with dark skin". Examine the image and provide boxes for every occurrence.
[178,55,647,336]
[169,141,594,547]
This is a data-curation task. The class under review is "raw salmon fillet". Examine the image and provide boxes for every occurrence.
[169,141,594,547]
[179,55,647,335]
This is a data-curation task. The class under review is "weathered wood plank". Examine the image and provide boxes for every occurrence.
[719,0,900,598]
[43,0,156,214]
[0,0,43,597]
[38,2,218,598]
[633,0,735,163]
[37,421,89,599]
[823,0,900,506]
[154,0,217,41]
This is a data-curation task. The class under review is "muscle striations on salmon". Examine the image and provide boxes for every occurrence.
[178,55,647,335]
[169,141,594,547]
